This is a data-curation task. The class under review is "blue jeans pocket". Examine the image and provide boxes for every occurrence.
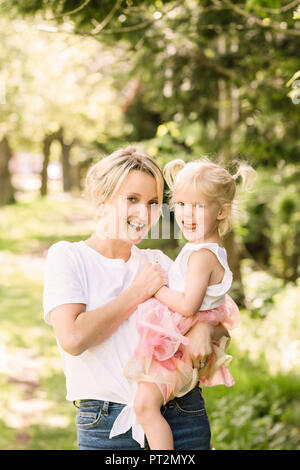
[75,401,143,450]
[172,387,206,416]
[76,406,102,429]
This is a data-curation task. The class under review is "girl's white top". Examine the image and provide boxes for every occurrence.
[43,240,173,448]
[168,241,233,310]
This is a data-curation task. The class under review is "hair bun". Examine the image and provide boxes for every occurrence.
[163,159,185,189]
[232,163,257,192]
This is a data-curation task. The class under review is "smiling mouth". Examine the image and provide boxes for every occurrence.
[127,220,147,231]
[182,221,197,231]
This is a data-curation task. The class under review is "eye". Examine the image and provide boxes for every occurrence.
[196,203,204,208]
[175,202,185,207]
[149,201,159,206]
[127,196,137,203]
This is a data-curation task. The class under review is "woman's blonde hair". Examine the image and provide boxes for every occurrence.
[164,156,257,237]
[84,146,164,214]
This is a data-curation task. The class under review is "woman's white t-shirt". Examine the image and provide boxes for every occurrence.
[43,240,173,446]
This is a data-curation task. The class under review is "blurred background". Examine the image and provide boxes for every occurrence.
[0,0,299,450]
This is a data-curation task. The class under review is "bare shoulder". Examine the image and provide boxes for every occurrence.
[188,248,225,284]
[188,248,216,273]
[189,247,216,264]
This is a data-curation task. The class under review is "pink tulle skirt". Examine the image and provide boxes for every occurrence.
[124,294,240,404]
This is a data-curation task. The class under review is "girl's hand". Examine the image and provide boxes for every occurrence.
[131,262,168,303]
[184,322,214,369]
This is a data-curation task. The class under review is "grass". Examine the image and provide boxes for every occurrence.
[0,250,77,450]
[0,193,299,450]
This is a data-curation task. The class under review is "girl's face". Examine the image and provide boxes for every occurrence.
[174,186,222,243]
[96,170,161,244]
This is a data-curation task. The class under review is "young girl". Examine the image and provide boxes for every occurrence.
[124,157,257,450]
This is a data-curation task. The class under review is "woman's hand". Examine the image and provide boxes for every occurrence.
[184,322,230,369]
[131,262,168,303]
[184,322,214,369]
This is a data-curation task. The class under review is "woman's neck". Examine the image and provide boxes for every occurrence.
[85,233,133,261]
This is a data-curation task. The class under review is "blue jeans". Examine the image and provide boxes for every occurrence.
[74,386,211,450]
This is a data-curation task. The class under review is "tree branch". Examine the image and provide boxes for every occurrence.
[221,0,300,37]
[46,0,92,20]
[255,0,300,14]
[90,0,123,34]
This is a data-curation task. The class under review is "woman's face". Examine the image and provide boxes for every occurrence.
[96,170,161,244]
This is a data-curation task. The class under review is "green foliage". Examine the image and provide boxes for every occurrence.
[235,163,300,282]
[4,1,299,165]
[294,5,300,20]
[205,375,300,450]
[0,16,124,150]
[241,260,284,318]
[235,266,300,376]
[205,317,300,449]
[0,195,94,253]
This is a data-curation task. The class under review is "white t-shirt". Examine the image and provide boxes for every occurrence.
[43,240,173,447]
[168,242,233,309]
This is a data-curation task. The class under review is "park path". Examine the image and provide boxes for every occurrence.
[2,348,44,448]
[1,208,92,449]
[0,250,53,449]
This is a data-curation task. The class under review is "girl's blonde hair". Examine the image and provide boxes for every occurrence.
[164,156,257,237]
[84,146,164,214]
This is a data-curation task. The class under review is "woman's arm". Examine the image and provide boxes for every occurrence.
[50,262,168,356]
[154,249,214,317]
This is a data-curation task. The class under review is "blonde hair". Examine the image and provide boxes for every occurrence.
[164,156,257,237]
[84,146,164,214]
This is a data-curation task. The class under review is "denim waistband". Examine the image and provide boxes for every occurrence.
[73,399,125,414]
[73,385,201,411]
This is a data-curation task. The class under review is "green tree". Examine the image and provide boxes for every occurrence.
[0,15,125,197]
[4,0,300,296]
[7,1,299,166]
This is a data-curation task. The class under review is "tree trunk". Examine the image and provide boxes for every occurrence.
[217,35,245,303]
[74,156,94,192]
[223,231,245,304]
[58,128,73,192]
[61,141,72,192]
[40,133,52,196]
[0,136,15,206]
[41,128,71,196]
[72,163,81,192]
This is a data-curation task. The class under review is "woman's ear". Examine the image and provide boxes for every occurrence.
[217,204,231,221]
[96,203,106,219]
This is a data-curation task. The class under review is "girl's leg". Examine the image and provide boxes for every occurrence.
[134,381,174,450]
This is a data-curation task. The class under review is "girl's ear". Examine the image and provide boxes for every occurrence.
[217,203,231,221]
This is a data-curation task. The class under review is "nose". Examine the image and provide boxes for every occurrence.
[130,202,149,222]
[183,203,193,218]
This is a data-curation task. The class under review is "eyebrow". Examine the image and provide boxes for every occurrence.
[174,200,205,205]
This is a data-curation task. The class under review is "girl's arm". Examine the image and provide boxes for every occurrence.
[154,248,215,317]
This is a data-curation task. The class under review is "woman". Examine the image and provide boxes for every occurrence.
[43,146,227,450]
